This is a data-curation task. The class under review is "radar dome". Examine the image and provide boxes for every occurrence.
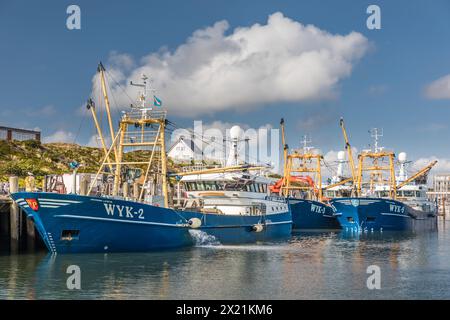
[337,151,346,161]
[398,152,407,163]
[229,125,242,140]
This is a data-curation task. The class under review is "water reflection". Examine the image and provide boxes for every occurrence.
[0,223,448,299]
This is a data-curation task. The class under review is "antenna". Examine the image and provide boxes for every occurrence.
[130,74,152,109]
[300,134,313,153]
[370,128,383,152]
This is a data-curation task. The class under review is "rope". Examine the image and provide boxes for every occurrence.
[165,120,270,166]
[72,103,88,145]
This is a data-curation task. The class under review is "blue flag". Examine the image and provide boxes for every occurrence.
[153,95,162,107]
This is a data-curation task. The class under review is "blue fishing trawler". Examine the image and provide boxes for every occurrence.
[330,196,437,232]
[11,190,291,254]
[286,198,339,229]
[274,120,340,230]
[330,127,438,232]
[11,64,291,254]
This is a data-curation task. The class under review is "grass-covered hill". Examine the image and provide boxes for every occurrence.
[0,139,280,188]
[0,140,102,183]
[0,139,185,186]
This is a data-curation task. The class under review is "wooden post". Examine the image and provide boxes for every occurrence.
[133,182,140,201]
[177,181,181,207]
[79,175,90,196]
[9,176,19,252]
[26,213,36,251]
[123,182,129,199]
[42,176,47,192]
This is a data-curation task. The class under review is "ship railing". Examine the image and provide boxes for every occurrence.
[181,164,222,172]
[124,108,167,121]
[123,130,161,144]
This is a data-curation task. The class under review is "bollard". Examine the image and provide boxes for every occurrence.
[79,175,88,196]
[133,182,140,201]
[42,176,47,192]
[9,176,19,251]
[123,182,129,199]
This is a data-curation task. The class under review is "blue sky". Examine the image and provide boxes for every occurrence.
[1,0,450,171]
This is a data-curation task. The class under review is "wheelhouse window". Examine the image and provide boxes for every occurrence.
[186,181,224,191]
[376,191,389,198]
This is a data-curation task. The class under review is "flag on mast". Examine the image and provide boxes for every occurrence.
[153,95,162,107]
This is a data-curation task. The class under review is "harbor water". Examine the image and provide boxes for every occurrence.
[1,221,450,300]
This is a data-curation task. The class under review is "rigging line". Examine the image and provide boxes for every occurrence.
[165,120,266,165]
[72,92,90,146]
[322,160,338,175]
[104,73,124,121]
[105,68,136,106]
[166,120,231,146]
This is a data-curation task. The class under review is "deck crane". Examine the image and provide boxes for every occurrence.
[396,160,438,190]
[280,118,288,178]
[339,117,357,193]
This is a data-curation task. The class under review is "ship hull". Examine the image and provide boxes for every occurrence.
[288,198,340,230]
[330,197,438,232]
[11,192,292,254]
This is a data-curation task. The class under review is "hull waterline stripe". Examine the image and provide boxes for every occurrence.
[40,202,70,206]
[380,212,410,218]
[199,220,293,229]
[38,199,81,204]
[54,214,187,227]
[53,214,292,229]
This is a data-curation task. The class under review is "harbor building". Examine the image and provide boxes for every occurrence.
[0,126,41,142]
[428,174,450,219]
[168,136,222,164]
[168,136,200,163]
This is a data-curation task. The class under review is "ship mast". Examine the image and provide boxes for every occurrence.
[279,120,322,200]
[88,66,170,207]
[356,128,397,199]
[283,152,323,201]
[282,134,323,201]
[86,98,114,171]
[280,118,288,178]
[98,62,119,163]
[339,117,357,185]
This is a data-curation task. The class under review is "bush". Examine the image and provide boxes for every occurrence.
[2,163,26,176]
[0,140,12,156]
[22,139,41,149]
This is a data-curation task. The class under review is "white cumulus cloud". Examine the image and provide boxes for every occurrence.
[43,130,75,143]
[96,12,369,117]
[425,74,450,100]
[412,156,450,174]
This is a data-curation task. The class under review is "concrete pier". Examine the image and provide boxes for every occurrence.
[0,176,41,252]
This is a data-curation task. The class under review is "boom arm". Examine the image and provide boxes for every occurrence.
[339,117,357,184]
[173,165,269,177]
[280,118,288,177]
[323,177,353,190]
[396,160,437,189]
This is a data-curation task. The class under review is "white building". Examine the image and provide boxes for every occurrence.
[168,137,202,163]
[428,174,450,219]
